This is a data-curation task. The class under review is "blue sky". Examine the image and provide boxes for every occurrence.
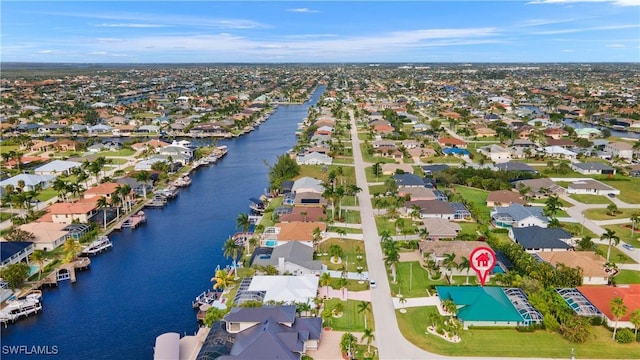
[2,1,639,63]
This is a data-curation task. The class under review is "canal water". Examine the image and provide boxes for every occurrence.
[1,86,325,360]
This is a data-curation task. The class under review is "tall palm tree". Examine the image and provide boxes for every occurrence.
[357,301,372,329]
[442,299,457,319]
[223,237,241,278]
[63,239,81,263]
[312,227,322,252]
[360,328,375,354]
[384,247,400,283]
[117,184,133,213]
[630,213,640,237]
[419,227,430,241]
[347,184,362,207]
[442,253,457,284]
[458,257,471,285]
[320,272,331,294]
[602,228,620,262]
[96,196,110,229]
[236,213,252,253]
[30,250,46,280]
[630,308,640,338]
[610,297,628,340]
[211,269,235,292]
[134,171,151,198]
[111,192,122,220]
[544,195,561,217]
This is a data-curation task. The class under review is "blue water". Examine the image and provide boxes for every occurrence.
[265,240,278,247]
[1,86,325,360]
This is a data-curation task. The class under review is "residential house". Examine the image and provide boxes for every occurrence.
[262,222,327,247]
[537,251,609,285]
[512,178,564,198]
[251,242,324,275]
[474,127,497,138]
[604,141,634,161]
[405,200,455,220]
[491,204,548,228]
[393,173,425,187]
[47,199,98,224]
[495,162,538,174]
[158,144,193,164]
[53,139,79,152]
[421,164,450,175]
[236,276,320,307]
[381,163,414,175]
[295,152,332,166]
[438,137,467,149]
[543,128,568,140]
[291,177,323,194]
[477,144,512,163]
[509,226,572,252]
[279,207,325,223]
[18,222,70,251]
[486,190,526,207]
[293,192,327,207]
[0,241,34,268]
[571,162,616,175]
[83,182,120,201]
[566,179,620,196]
[542,146,577,159]
[116,177,152,197]
[419,218,461,240]
[33,160,82,176]
[0,174,55,191]
[399,187,446,201]
[30,140,54,152]
[577,285,640,329]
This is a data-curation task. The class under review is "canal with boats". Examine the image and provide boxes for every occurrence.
[1,86,325,360]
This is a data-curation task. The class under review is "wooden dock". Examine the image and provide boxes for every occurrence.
[114,211,147,230]
[41,258,91,287]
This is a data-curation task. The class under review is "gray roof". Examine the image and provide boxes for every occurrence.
[407,200,455,215]
[494,204,547,223]
[33,160,82,173]
[512,226,572,250]
[393,173,425,187]
[572,162,614,171]
[495,162,537,172]
[255,242,323,271]
[225,305,296,324]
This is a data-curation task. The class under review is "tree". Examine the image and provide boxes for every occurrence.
[336,227,347,240]
[458,256,471,284]
[630,308,640,338]
[576,236,595,251]
[357,301,372,329]
[4,228,35,242]
[211,269,235,292]
[312,227,323,252]
[267,154,300,191]
[63,238,81,263]
[630,213,640,237]
[96,196,110,229]
[544,195,561,217]
[430,119,442,131]
[236,213,252,253]
[134,171,151,198]
[610,297,628,340]
[442,253,457,284]
[339,332,357,358]
[0,263,30,292]
[223,237,242,278]
[372,162,382,180]
[441,299,457,318]
[607,203,619,216]
[361,328,375,354]
[30,249,46,280]
[203,307,228,327]
[111,192,122,220]
[547,217,561,228]
[602,228,620,262]
[320,272,331,294]
[117,184,133,212]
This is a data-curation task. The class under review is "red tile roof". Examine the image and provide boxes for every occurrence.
[577,285,640,321]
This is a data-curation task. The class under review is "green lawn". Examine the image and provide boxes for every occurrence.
[452,186,490,223]
[396,306,637,358]
[559,222,598,239]
[602,178,640,204]
[569,194,613,205]
[0,145,21,153]
[584,208,639,221]
[529,197,572,207]
[36,188,58,202]
[393,261,447,298]
[332,157,354,164]
[596,244,637,264]
[96,149,135,157]
[599,223,640,248]
[258,196,283,228]
[317,238,367,271]
[327,226,363,235]
[360,144,397,164]
[297,164,356,184]
[365,166,391,183]
[0,212,13,222]
[420,156,464,164]
[324,298,374,332]
[614,269,640,284]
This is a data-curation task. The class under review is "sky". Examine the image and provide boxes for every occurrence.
[2,0,639,63]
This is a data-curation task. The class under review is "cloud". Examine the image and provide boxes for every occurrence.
[95,23,166,28]
[88,51,108,55]
[37,50,55,54]
[607,43,625,48]
[97,38,124,43]
[533,24,640,34]
[527,0,640,6]
[287,8,320,13]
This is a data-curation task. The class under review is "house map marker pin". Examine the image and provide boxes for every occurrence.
[469,247,496,286]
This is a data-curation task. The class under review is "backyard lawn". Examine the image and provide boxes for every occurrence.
[324,298,374,332]
[584,208,639,221]
[452,186,490,223]
[614,269,640,284]
[96,149,136,157]
[569,194,613,205]
[559,222,598,239]
[396,306,637,358]
[36,188,58,202]
[297,164,356,184]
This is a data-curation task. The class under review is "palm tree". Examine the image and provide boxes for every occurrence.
[544,195,561,217]
[547,217,561,228]
[236,213,252,253]
[458,257,471,285]
[30,250,46,280]
[111,192,122,220]
[361,328,375,354]
[384,247,400,283]
[320,272,331,294]
[336,227,347,240]
[347,184,362,207]
[52,178,69,202]
[134,171,151,198]
[312,227,322,252]
[223,237,241,278]
[630,213,640,237]
[442,253,457,284]
[441,299,457,319]
[602,228,620,262]
[610,297,628,339]
[96,196,110,228]
[419,227,430,241]
[357,301,372,329]
[211,269,235,292]
[63,239,81,263]
[630,308,640,338]
[117,184,133,213]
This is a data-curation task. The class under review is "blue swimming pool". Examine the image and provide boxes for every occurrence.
[492,262,506,274]
[258,254,271,259]
[265,240,277,247]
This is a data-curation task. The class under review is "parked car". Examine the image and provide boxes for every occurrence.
[369,280,376,288]
[622,244,634,251]
[607,193,616,198]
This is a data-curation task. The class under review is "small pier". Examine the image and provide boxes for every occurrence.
[81,236,113,256]
[42,258,91,287]
[145,195,168,208]
[115,211,146,230]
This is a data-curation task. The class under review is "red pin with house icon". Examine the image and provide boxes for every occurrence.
[469,247,496,286]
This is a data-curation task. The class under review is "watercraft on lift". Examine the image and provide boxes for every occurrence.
[0,290,43,326]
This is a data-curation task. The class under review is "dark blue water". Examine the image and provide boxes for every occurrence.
[1,86,325,360]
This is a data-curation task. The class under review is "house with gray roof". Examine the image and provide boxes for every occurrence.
[291,177,323,194]
[33,160,82,176]
[570,162,616,175]
[566,179,620,196]
[0,174,55,191]
[405,200,456,220]
[491,204,548,228]
[295,152,332,166]
[393,173,425,187]
[509,226,572,252]
[495,162,538,173]
[251,242,325,275]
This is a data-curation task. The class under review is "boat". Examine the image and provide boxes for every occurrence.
[120,211,146,229]
[173,176,192,187]
[191,290,220,309]
[81,236,112,256]
[157,186,179,199]
[145,194,168,208]
[0,290,43,326]
[249,197,266,214]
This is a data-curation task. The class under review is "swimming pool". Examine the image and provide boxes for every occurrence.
[258,254,271,259]
[492,262,506,274]
[29,265,39,277]
[265,240,277,247]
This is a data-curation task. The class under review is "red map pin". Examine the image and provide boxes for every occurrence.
[469,247,496,286]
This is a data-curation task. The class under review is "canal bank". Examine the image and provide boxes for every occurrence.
[1,85,326,360]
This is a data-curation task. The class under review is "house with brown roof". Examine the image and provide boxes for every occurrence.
[381,163,414,175]
[53,139,79,152]
[537,251,609,285]
[486,190,526,207]
[47,199,98,224]
[438,137,467,149]
[420,218,462,240]
[18,222,70,251]
[577,285,640,329]
[30,140,54,152]
[279,207,325,223]
[83,182,120,201]
[543,128,568,140]
[419,240,489,277]
[262,222,327,246]
[474,127,497,138]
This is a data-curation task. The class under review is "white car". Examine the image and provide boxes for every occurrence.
[369,280,376,288]
[622,244,634,251]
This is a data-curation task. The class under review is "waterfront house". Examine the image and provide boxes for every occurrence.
[47,199,98,225]
[491,204,548,228]
[34,160,82,176]
[537,251,609,285]
[251,242,324,276]
[0,174,55,191]
[235,276,320,308]
[0,241,34,268]
[83,182,120,201]
[295,152,332,166]
[570,162,616,175]
[279,207,325,223]
[566,179,620,196]
[293,192,327,207]
[158,144,193,163]
[509,226,572,252]
[116,177,152,197]
[18,222,70,251]
[291,177,324,194]
[543,127,568,140]
[262,222,327,247]
[486,190,526,207]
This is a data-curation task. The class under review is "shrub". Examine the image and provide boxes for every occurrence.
[589,316,605,326]
[615,328,634,344]
[492,228,509,234]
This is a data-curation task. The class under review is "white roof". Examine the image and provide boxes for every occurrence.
[542,146,577,156]
[291,177,324,193]
[34,160,82,173]
[248,275,319,304]
[0,174,55,187]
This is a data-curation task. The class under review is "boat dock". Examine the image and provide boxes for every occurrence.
[145,194,168,208]
[0,290,43,327]
[42,258,91,287]
[114,211,146,230]
[81,236,113,256]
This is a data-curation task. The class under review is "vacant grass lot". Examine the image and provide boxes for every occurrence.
[569,194,613,205]
[317,238,367,271]
[584,208,639,221]
[615,269,640,284]
[36,188,58,202]
[324,298,374,332]
[96,149,135,157]
[598,223,640,248]
[365,166,392,183]
[396,306,637,358]
[392,261,447,298]
[452,185,490,223]
[602,178,640,204]
[297,164,356,184]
